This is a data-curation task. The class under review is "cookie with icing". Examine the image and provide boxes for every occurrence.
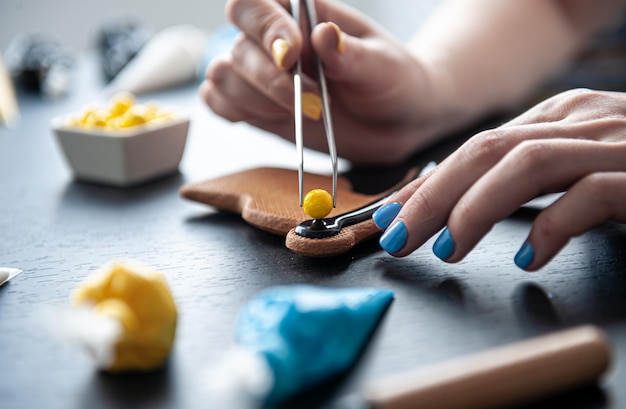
[179,167,415,257]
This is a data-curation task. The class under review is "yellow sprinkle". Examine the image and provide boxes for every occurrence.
[143,102,168,121]
[117,106,147,128]
[67,94,174,131]
[301,92,322,121]
[271,38,290,69]
[302,188,334,219]
[83,109,111,127]
[109,92,135,117]
[64,114,82,127]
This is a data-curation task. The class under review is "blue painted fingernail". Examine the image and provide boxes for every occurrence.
[379,220,408,254]
[433,227,455,260]
[373,202,402,229]
[514,242,534,269]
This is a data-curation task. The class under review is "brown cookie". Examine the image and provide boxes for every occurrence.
[179,167,412,257]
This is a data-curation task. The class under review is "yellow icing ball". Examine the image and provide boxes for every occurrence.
[302,188,334,219]
[82,109,111,127]
[116,106,148,128]
[108,92,135,117]
[66,92,175,131]
[143,102,168,121]
[71,262,178,372]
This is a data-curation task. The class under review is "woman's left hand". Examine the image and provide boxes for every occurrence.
[373,88,626,270]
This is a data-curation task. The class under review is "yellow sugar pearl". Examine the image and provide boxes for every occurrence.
[66,94,175,131]
[142,103,168,122]
[83,109,111,127]
[108,92,136,117]
[302,188,334,219]
[71,262,178,372]
[64,114,82,127]
[117,106,147,128]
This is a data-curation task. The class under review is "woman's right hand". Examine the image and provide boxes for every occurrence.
[373,88,626,271]
[200,0,443,165]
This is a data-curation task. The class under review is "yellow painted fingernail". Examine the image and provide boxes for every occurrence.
[271,38,290,69]
[326,22,345,54]
[302,92,322,120]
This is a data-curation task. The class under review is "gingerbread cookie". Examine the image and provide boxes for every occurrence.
[179,167,415,257]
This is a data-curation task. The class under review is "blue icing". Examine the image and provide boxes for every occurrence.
[235,285,394,407]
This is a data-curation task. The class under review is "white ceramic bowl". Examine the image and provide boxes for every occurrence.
[51,115,190,187]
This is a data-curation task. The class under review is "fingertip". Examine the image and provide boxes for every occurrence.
[271,29,304,70]
[373,202,402,230]
[324,22,346,54]
[515,240,554,272]
[198,80,211,101]
[433,227,455,261]
[514,241,535,270]
[227,0,301,70]
[271,38,291,69]
[379,220,408,255]
[313,21,345,54]
[204,55,231,87]
[311,22,349,77]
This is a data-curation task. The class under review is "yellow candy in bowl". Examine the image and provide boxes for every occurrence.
[52,92,189,186]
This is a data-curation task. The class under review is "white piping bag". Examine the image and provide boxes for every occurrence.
[105,24,207,95]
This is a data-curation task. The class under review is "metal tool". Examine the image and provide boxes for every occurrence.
[290,0,338,207]
[295,194,392,239]
[294,162,438,238]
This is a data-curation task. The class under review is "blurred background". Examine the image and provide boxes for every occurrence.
[0,0,439,122]
[0,0,438,52]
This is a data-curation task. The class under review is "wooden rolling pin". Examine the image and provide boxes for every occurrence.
[364,325,611,409]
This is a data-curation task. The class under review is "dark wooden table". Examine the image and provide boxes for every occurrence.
[1,55,625,409]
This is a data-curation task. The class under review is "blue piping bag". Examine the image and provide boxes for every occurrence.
[206,285,394,408]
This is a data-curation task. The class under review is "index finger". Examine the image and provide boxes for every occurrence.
[226,0,303,69]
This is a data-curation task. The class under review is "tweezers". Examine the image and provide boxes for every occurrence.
[290,0,338,207]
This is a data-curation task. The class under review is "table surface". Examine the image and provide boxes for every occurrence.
[1,56,626,409]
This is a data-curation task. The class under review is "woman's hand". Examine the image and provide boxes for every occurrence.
[200,0,442,165]
[373,89,626,270]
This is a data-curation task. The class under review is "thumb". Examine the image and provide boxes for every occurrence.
[226,0,302,70]
[310,22,381,85]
